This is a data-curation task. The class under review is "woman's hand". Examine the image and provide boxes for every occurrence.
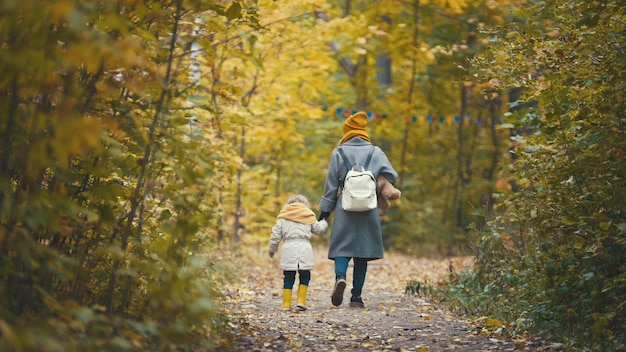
[269,251,275,258]
[318,211,331,221]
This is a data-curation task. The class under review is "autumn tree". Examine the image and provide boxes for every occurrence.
[0,0,258,350]
[441,0,626,349]
[306,0,519,253]
[220,0,525,256]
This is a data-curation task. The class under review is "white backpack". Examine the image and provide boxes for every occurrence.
[338,147,377,212]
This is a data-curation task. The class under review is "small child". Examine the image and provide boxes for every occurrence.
[269,194,328,311]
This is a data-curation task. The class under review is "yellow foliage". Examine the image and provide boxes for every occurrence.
[486,317,503,329]
[423,0,469,14]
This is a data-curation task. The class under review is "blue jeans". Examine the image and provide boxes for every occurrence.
[283,270,311,289]
[334,257,368,297]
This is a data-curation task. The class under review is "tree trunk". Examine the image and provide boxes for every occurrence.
[105,0,183,315]
[234,126,245,243]
[398,0,420,188]
[484,97,502,221]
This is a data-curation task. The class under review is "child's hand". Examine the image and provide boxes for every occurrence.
[269,251,275,258]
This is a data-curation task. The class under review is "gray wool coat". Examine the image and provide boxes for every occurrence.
[319,137,398,261]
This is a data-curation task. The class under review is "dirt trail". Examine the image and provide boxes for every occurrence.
[224,246,562,351]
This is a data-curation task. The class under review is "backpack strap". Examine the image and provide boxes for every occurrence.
[337,147,353,171]
[337,146,374,171]
[337,146,375,188]
[337,148,351,189]
[364,146,375,169]
[338,146,375,170]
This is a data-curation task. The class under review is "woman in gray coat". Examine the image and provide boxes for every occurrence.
[318,112,399,308]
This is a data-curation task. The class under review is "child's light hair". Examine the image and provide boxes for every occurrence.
[287,194,310,207]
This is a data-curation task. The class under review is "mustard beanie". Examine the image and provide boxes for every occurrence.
[340,112,371,145]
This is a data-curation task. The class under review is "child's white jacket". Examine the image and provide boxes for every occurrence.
[269,208,328,271]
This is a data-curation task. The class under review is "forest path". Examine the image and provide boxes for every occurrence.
[224,246,561,351]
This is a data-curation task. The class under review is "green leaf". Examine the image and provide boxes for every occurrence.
[561,216,578,225]
[225,2,242,21]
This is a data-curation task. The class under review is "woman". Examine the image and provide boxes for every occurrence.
[318,111,399,308]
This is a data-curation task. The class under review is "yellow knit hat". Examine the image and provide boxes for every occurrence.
[340,112,371,145]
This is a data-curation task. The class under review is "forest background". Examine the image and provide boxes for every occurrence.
[0,0,624,351]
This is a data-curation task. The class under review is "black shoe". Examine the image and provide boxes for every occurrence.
[331,278,346,306]
[349,295,364,308]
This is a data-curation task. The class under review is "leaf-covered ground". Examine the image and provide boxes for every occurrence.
[224,246,565,351]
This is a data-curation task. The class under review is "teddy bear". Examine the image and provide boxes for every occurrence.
[376,175,401,211]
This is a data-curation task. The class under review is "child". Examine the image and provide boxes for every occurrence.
[269,194,328,311]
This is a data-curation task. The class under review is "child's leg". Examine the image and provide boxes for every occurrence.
[298,270,311,286]
[296,270,311,311]
[282,271,296,310]
[283,271,296,289]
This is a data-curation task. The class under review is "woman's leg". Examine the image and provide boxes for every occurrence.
[331,257,350,306]
[350,258,368,307]
[351,258,368,296]
[334,257,350,280]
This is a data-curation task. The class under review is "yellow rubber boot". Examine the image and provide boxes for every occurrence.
[282,289,292,310]
[296,284,308,311]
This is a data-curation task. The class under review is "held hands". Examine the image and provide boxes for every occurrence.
[269,251,275,258]
[318,211,331,221]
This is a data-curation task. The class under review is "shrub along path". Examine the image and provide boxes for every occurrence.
[223,246,564,351]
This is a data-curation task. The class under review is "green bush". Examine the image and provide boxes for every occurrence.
[0,1,256,350]
[438,0,626,350]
